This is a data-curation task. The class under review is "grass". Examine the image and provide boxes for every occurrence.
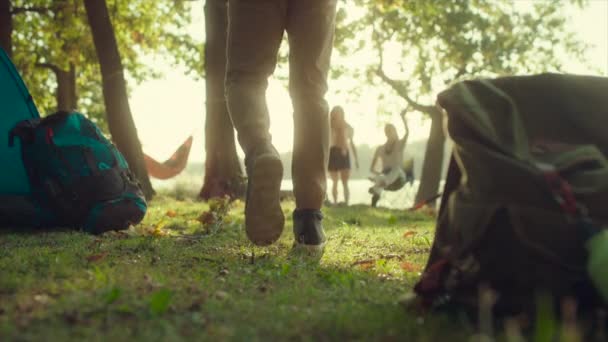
[0,195,467,341]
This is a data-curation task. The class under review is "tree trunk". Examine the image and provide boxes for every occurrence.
[414,108,446,207]
[36,62,78,112]
[83,0,154,199]
[0,0,11,56]
[199,0,245,200]
[56,63,77,112]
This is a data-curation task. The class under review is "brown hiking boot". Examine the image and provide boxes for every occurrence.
[244,145,284,246]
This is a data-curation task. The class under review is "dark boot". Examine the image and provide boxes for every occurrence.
[292,209,326,254]
[244,144,284,246]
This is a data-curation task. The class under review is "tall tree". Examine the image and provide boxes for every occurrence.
[32,1,78,112]
[340,0,587,206]
[11,0,202,122]
[83,0,154,199]
[199,0,244,200]
[0,0,10,56]
[39,62,76,111]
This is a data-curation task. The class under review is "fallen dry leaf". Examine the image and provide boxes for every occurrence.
[154,220,166,231]
[215,290,229,300]
[166,210,177,218]
[400,262,422,273]
[138,220,169,237]
[143,274,161,289]
[105,230,131,238]
[33,294,51,304]
[420,206,437,217]
[352,259,375,270]
[403,231,416,238]
[150,226,168,237]
[87,238,103,249]
[188,298,206,311]
[360,263,374,270]
[86,251,108,263]
[380,254,403,261]
[197,211,215,226]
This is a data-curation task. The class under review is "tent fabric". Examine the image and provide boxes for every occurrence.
[144,135,193,179]
[0,48,40,195]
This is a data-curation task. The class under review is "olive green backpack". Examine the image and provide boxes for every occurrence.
[414,73,608,315]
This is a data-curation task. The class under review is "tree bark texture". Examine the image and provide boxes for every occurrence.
[83,0,154,199]
[36,62,78,112]
[0,0,12,56]
[199,0,245,200]
[56,63,77,112]
[414,108,446,207]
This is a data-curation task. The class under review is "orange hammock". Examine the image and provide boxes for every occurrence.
[144,135,193,180]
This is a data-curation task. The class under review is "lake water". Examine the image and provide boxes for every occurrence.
[280,179,420,209]
[152,174,434,209]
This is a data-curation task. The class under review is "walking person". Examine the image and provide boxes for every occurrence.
[225,0,338,253]
[328,106,359,205]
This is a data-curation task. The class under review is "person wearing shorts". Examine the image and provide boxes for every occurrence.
[328,106,358,205]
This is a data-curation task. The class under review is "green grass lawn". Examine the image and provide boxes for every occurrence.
[0,196,468,341]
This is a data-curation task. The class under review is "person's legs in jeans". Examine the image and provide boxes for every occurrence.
[225,0,287,246]
[286,0,337,251]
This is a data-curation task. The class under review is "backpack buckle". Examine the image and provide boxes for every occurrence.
[8,119,39,147]
[536,162,579,216]
[45,128,54,145]
[536,162,598,238]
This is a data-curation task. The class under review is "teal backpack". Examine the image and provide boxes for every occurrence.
[8,111,146,234]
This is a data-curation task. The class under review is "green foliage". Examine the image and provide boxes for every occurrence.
[149,289,173,316]
[103,286,123,305]
[10,0,203,127]
[336,0,589,107]
[534,293,557,342]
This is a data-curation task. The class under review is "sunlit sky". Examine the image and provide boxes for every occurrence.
[130,1,608,163]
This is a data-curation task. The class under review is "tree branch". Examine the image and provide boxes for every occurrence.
[399,108,410,140]
[375,67,435,114]
[35,62,60,74]
[372,31,436,115]
[452,66,467,82]
[442,65,468,86]
[11,6,53,15]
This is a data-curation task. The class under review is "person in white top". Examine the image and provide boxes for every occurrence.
[369,110,409,207]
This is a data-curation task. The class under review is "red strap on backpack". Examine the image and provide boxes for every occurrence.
[541,168,578,216]
[537,162,597,238]
[45,127,54,145]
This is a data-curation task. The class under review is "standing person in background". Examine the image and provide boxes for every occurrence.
[369,110,409,207]
[225,0,338,254]
[328,106,359,206]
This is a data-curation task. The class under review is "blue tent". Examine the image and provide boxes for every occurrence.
[0,47,40,195]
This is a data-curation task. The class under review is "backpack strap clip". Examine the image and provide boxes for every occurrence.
[8,119,39,147]
[536,162,598,238]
